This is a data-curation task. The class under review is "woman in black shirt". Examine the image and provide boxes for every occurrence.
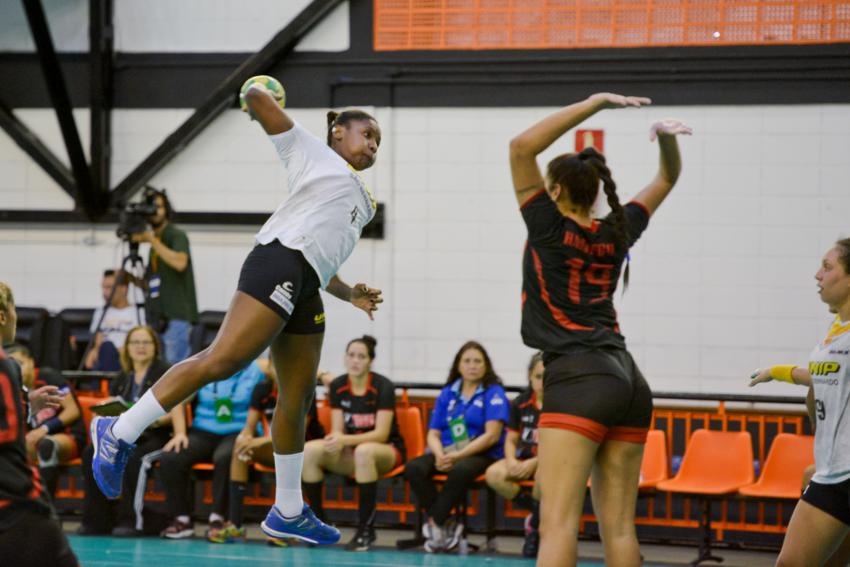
[302,335,404,551]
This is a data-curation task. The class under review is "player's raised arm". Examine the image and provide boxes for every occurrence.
[508,93,651,207]
[631,120,693,216]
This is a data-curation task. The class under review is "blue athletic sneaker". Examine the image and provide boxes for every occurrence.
[261,504,340,545]
[91,416,135,499]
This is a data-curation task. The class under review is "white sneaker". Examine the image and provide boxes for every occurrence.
[423,522,446,553]
[444,519,464,551]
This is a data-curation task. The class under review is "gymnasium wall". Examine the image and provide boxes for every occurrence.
[2,103,848,392]
[0,0,350,53]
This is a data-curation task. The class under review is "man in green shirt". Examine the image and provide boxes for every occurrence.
[132,188,198,364]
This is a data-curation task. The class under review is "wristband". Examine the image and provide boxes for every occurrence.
[43,416,64,435]
[769,365,797,384]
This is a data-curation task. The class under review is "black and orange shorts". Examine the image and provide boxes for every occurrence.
[539,348,652,444]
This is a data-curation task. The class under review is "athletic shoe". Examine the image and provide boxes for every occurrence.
[443,518,464,552]
[90,416,135,499]
[207,522,246,544]
[345,525,376,551]
[266,536,290,548]
[423,521,446,554]
[161,518,195,539]
[522,513,540,558]
[260,504,340,545]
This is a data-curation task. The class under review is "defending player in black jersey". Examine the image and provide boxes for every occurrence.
[509,93,691,567]
[302,336,404,551]
[0,282,79,567]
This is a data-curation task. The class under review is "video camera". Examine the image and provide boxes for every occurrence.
[115,186,162,240]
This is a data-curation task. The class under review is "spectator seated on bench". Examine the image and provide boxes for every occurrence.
[404,341,508,553]
[79,326,172,536]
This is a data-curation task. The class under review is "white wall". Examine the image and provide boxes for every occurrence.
[2,104,849,394]
[0,0,349,52]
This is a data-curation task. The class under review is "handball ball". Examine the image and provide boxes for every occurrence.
[239,75,286,111]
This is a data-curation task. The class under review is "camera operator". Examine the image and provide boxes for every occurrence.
[131,188,198,364]
[85,268,144,371]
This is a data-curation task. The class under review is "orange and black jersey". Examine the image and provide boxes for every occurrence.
[329,373,406,459]
[250,380,325,441]
[507,389,540,459]
[0,348,51,530]
[520,189,650,355]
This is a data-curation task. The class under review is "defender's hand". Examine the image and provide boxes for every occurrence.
[588,93,652,110]
[748,368,774,387]
[650,119,693,141]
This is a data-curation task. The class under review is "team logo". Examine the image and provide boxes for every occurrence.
[269,281,295,314]
[314,313,326,325]
[809,361,841,376]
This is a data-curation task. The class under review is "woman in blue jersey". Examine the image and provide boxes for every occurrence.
[404,341,509,553]
[749,238,850,567]
[92,77,383,546]
[509,92,690,567]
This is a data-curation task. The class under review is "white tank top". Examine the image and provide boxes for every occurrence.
[810,316,850,484]
[254,122,376,288]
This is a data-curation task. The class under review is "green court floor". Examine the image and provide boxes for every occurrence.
[69,535,624,567]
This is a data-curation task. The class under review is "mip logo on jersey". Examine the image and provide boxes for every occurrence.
[809,361,842,376]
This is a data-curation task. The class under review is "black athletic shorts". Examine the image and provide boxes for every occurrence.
[237,241,325,334]
[802,478,850,526]
[539,348,653,444]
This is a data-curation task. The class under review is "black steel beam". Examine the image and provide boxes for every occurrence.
[0,100,77,198]
[109,0,344,208]
[21,0,102,220]
[89,0,113,202]
[0,203,385,239]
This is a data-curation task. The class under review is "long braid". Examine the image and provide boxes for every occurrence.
[580,149,631,288]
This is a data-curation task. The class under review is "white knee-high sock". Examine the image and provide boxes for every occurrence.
[274,452,305,518]
[111,390,166,444]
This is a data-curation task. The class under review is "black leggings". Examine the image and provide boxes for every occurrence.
[158,429,237,517]
[0,509,78,567]
[404,453,494,526]
[82,428,171,532]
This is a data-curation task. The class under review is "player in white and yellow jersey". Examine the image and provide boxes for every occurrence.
[749,237,850,567]
[91,77,384,546]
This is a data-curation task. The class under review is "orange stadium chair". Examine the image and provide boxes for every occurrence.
[657,429,754,565]
[639,429,669,490]
[739,433,814,500]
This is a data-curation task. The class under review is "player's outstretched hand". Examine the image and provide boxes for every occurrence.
[351,283,383,320]
[748,368,773,387]
[650,119,693,141]
[588,92,652,110]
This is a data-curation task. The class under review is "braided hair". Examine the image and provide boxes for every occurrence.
[546,147,632,287]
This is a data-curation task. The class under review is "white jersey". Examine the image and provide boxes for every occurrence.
[810,316,850,485]
[254,122,377,288]
[90,305,145,348]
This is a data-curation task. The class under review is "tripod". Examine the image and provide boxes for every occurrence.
[78,241,148,371]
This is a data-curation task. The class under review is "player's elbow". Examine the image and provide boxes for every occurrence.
[509,136,534,158]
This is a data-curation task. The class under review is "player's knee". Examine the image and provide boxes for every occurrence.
[485,463,504,486]
[353,443,376,466]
